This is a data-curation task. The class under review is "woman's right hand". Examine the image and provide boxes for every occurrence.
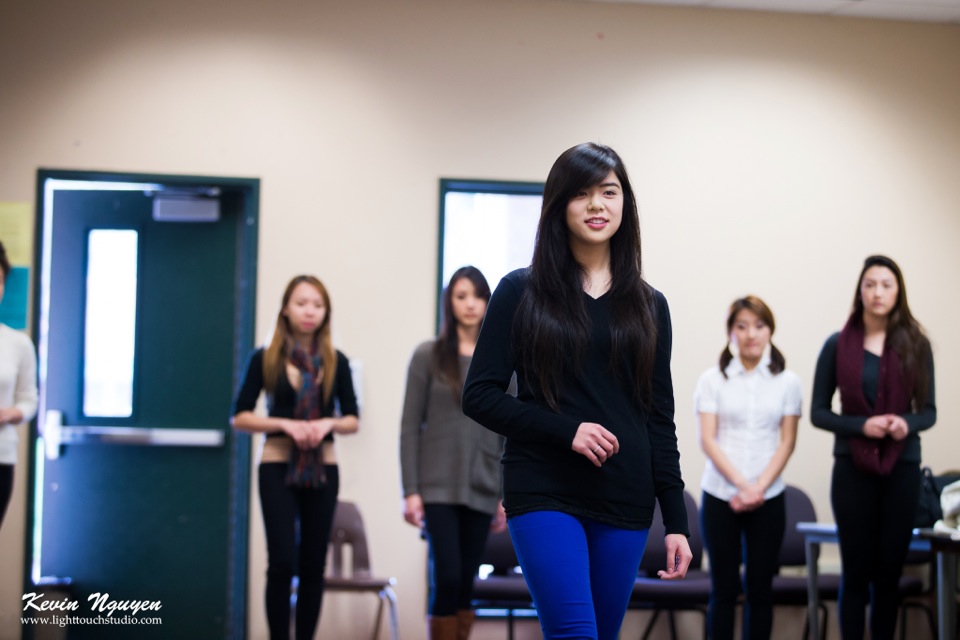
[403,494,425,528]
[572,422,619,468]
[0,406,23,425]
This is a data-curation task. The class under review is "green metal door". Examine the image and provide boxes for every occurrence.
[27,173,258,639]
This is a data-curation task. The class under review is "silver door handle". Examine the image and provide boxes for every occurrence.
[42,410,225,459]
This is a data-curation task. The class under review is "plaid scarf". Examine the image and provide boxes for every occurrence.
[285,343,326,488]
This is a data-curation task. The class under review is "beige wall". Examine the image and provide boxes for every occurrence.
[1,0,959,638]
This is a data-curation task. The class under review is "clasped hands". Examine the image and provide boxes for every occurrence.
[862,414,908,441]
[730,483,765,513]
[283,418,334,449]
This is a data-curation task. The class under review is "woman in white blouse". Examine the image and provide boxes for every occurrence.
[0,240,38,530]
[695,295,801,640]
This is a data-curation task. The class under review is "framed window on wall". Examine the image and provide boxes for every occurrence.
[438,179,543,326]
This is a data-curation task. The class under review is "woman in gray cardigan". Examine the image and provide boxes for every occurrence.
[400,266,505,640]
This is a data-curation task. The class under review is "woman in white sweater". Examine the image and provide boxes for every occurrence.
[0,240,38,528]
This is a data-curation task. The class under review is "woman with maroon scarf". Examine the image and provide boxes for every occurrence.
[811,255,936,640]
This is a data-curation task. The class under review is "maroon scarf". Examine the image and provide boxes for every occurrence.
[836,315,913,475]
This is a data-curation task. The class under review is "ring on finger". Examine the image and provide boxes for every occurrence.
[593,445,602,454]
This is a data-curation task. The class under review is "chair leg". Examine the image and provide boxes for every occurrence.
[371,595,385,640]
[804,604,828,640]
[898,601,936,640]
[289,578,298,640]
[666,610,678,640]
[640,609,661,640]
[381,586,400,640]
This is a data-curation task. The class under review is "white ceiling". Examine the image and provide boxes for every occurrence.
[577,0,960,23]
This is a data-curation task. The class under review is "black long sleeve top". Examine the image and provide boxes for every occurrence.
[810,332,936,460]
[232,348,359,442]
[462,268,688,535]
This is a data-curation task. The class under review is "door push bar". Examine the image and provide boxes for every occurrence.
[42,410,225,460]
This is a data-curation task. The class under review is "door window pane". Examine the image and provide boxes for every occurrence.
[83,229,138,417]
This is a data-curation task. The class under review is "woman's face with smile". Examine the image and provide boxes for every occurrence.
[565,171,624,251]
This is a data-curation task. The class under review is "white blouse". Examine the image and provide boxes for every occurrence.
[0,324,38,465]
[695,355,802,502]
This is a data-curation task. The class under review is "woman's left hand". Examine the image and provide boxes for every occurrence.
[886,414,909,440]
[657,534,693,580]
[731,484,765,512]
[305,418,335,448]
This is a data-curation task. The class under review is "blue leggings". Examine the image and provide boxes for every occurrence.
[508,511,649,640]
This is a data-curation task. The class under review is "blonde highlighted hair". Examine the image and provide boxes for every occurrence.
[263,275,336,402]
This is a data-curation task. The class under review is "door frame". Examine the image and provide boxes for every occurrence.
[25,168,259,639]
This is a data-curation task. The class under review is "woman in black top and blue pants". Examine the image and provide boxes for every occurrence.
[811,256,935,640]
[463,143,691,640]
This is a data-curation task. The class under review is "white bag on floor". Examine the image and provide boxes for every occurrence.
[933,478,960,537]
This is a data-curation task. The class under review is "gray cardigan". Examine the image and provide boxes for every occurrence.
[399,340,504,515]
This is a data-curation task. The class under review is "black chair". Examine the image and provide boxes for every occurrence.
[471,526,534,640]
[629,490,711,640]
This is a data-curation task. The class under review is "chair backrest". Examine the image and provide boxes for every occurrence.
[478,526,520,576]
[639,490,703,575]
[779,484,817,568]
[329,501,373,579]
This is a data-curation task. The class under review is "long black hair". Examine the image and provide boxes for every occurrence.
[433,266,491,404]
[0,240,10,282]
[850,255,930,409]
[514,142,658,410]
